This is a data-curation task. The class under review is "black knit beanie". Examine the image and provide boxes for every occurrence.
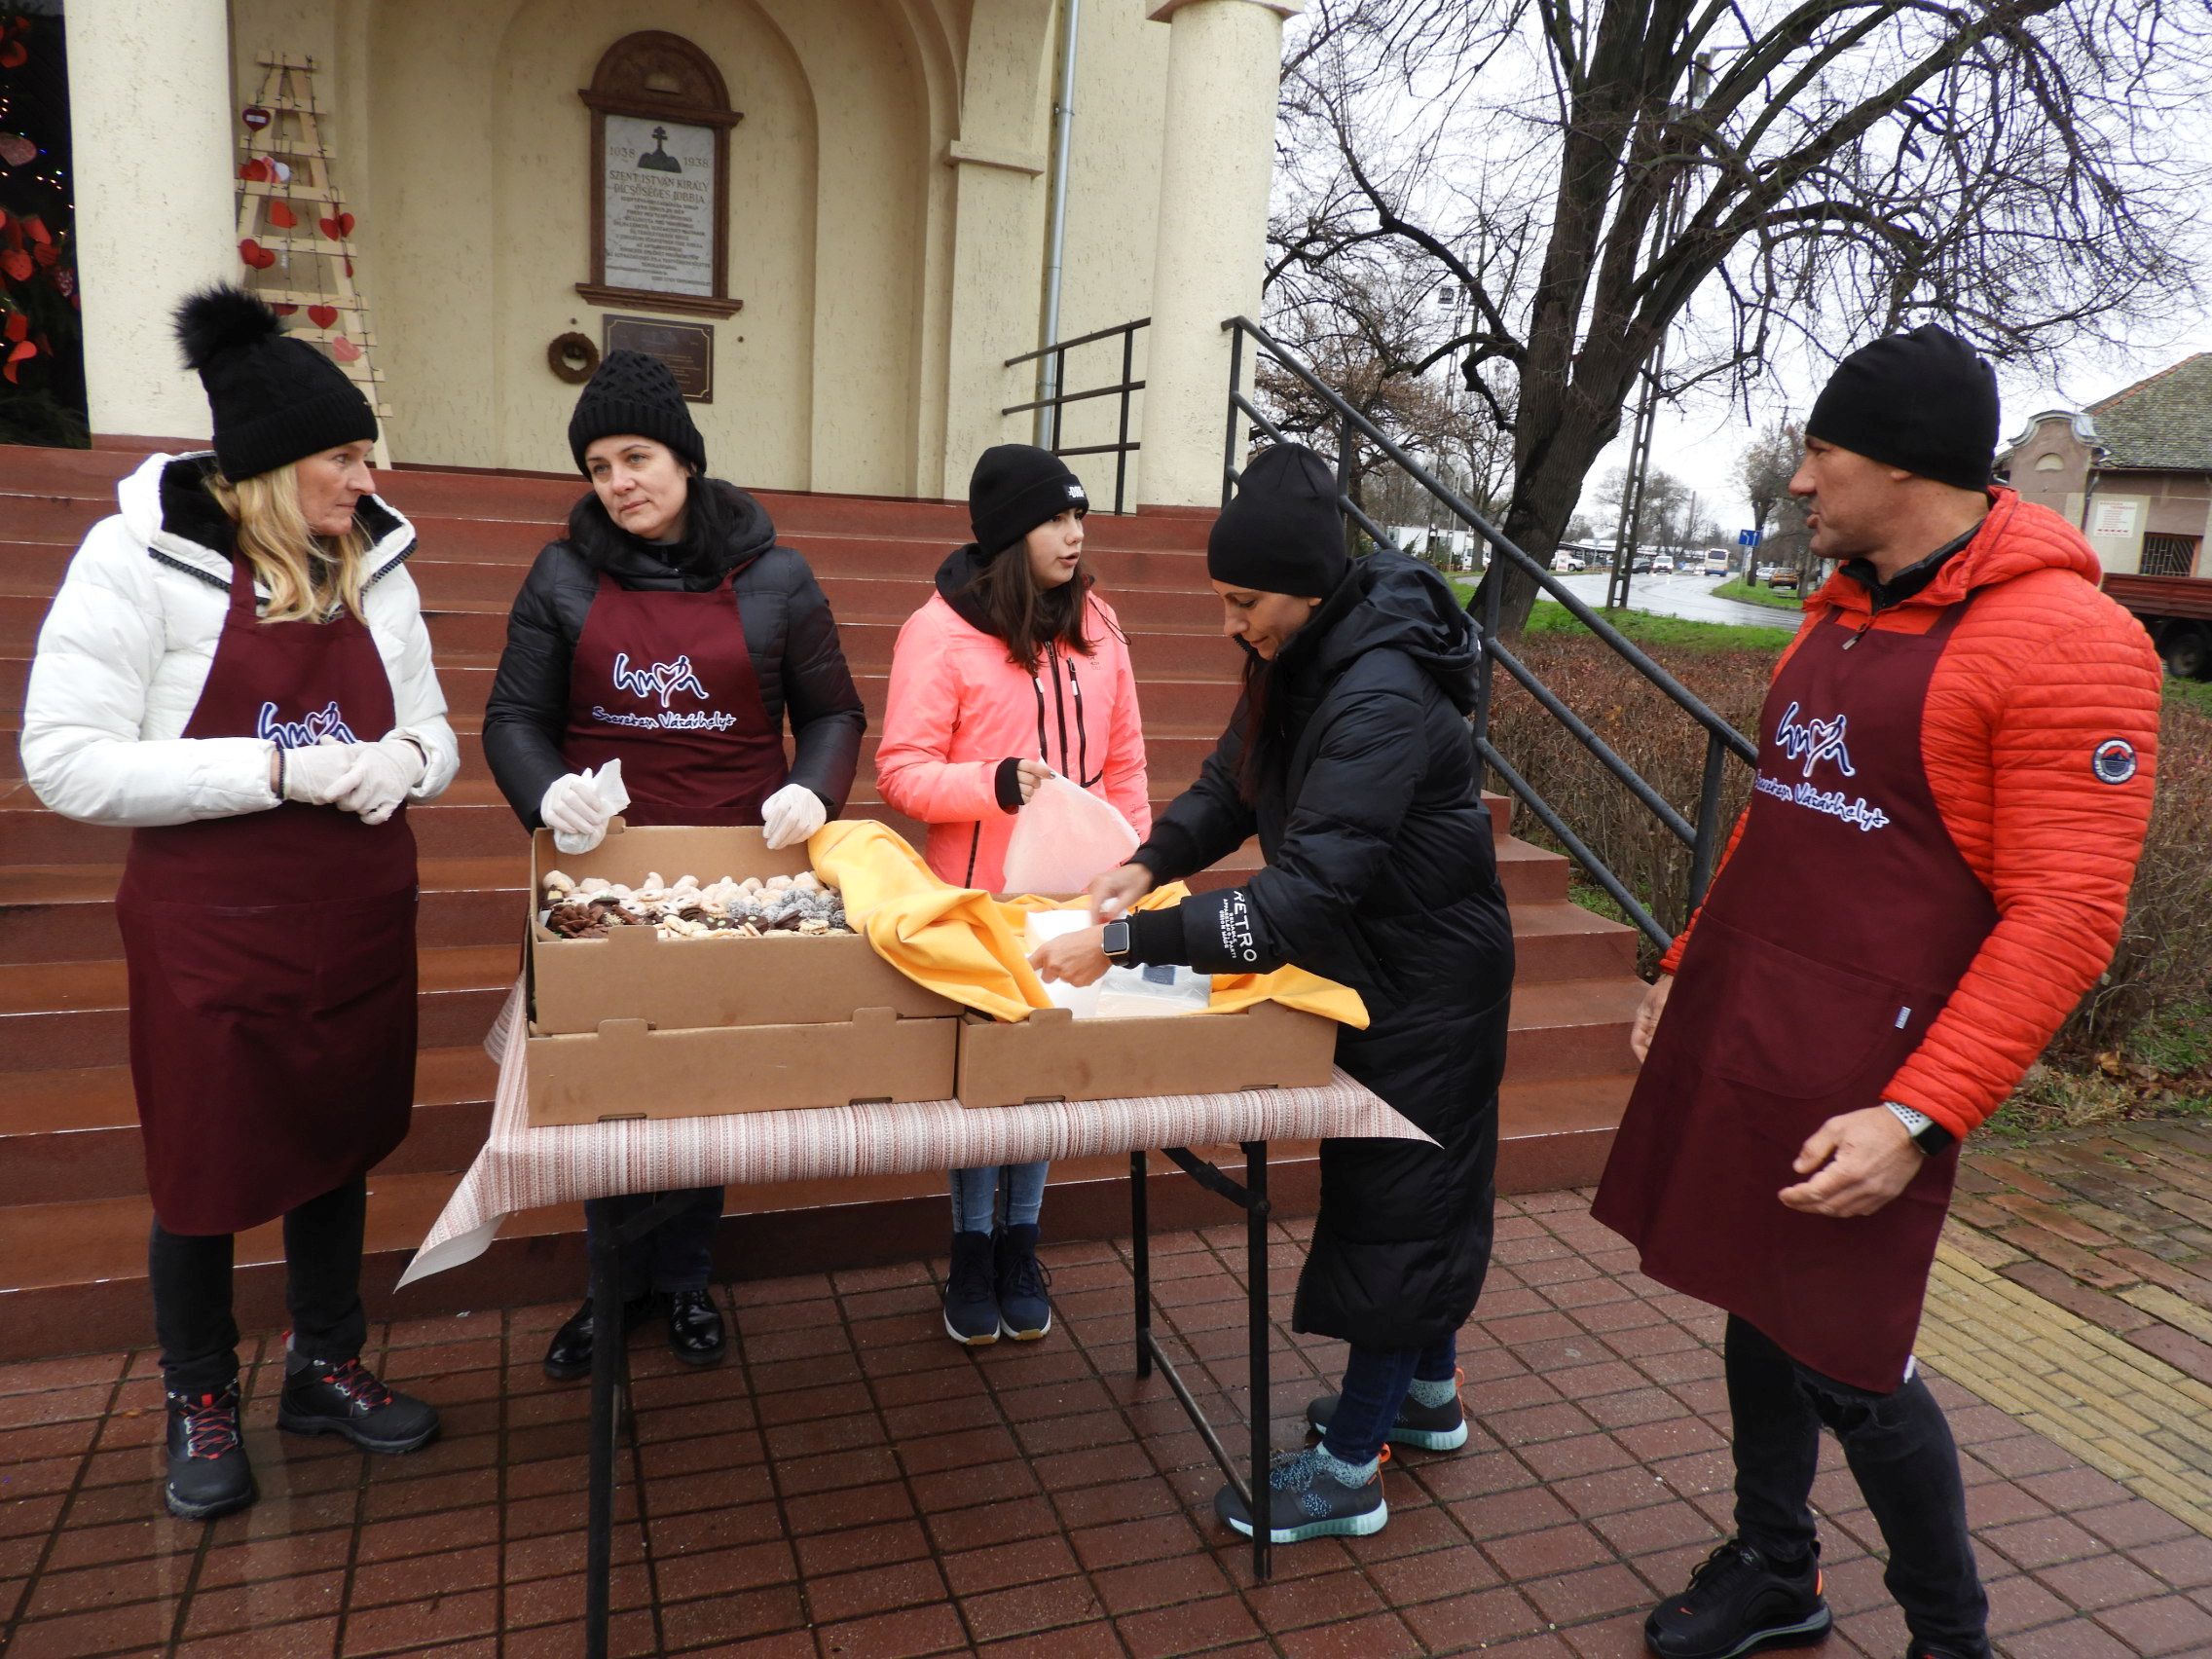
[969,444,1088,556]
[568,350,707,476]
[173,286,378,482]
[1805,324,1999,492]
[1206,442,1347,598]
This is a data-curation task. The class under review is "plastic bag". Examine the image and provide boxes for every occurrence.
[1023,908,1104,1017]
[553,758,629,856]
[1001,770,1138,896]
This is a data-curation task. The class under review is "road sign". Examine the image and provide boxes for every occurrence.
[1738,529,1762,547]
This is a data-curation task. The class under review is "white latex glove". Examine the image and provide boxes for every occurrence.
[760,783,828,850]
[540,771,612,853]
[332,737,427,827]
[278,736,357,806]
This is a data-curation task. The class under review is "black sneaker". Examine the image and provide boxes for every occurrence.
[1307,1366,1469,1451]
[164,1384,255,1521]
[541,1294,653,1382]
[276,1355,440,1455]
[1213,1445,1389,1543]
[1645,1539,1830,1659]
[943,1231,1001,1346]
[994,1224,1052,1340]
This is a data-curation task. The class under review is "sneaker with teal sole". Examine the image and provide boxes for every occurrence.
[1213,1446,1388,1543]
[1307,1366,1469,1451]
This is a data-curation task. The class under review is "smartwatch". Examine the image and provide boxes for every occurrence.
[1100,919,1132,961]
[1885,1100,1956,1157]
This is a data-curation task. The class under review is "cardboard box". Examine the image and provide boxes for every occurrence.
[527,1007,959,1124]
[529,824,957,1032]
[955,999,1340,1109]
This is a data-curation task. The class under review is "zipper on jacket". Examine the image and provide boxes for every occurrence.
[1068,658,1101,788]
[965,825,981,888]
[1841,615,1878,651]
[1048,644,1072,777]
[1031,672,1051,766]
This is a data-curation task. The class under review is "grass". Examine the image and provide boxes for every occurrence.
[1980,1000,2212,1140]
[1712,576,1805,612]
[1523,601,1798,653]
[2166,676,2212,716]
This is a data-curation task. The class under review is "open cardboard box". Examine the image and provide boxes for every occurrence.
[528,824,956,1032]
[955,998,1339,1109]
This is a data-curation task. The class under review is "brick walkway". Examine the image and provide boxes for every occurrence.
[6,1176,2212,1657]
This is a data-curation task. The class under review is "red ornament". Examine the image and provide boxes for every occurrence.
[20,216,46,244]
[267,202,298,230]
[240,159,273,183]
[2,311,26,343]
[238,239,277,271]
[329,336,364,363]
[308,304,339,328]
[272,303,298,315]
[29,242,55,268]
[0,41,27,70]
[242,106,273,131]
[0,250,30,282]
[4,340,37,383]
[316,211,355,240]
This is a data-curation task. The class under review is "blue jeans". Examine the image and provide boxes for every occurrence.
[1321,1333,1457,1465]
[583,1186,723,1300]
[949,1161,1048,1233]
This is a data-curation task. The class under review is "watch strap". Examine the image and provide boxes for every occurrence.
[1885,1100,1955,1156]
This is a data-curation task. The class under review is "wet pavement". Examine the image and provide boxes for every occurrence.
[1546,571,1803,632]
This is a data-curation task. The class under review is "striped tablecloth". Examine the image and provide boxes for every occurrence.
[398,982,1428,1285]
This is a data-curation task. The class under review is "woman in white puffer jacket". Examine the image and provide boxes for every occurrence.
[20,286,457,1526]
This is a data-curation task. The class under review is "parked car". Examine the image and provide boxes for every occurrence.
[1556,550,1587,571]
[1767,566,1800,590]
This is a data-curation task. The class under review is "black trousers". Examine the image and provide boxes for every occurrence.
[149,1177,369,1396]
[1727,1314,1989,1659]
[582,1186,723,1300]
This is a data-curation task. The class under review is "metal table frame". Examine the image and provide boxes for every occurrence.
[581,1144,1278,1657]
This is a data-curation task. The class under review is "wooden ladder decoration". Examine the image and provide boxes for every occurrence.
[233,55,393,460]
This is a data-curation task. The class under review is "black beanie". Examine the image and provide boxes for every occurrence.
[1206,442,1348,598]
[568,350,708,476]
[1805,324,1998,492]
[969,444,1088,556]
[173,286,378,482]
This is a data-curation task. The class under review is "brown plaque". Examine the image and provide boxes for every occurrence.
[604,314,714,402]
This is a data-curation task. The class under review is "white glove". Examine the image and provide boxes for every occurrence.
[331,737,427,827]
[760,783,828,850]
[541,771,613,853]
[278,736,357,806]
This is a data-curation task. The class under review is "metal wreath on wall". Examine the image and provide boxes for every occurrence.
[576,32,745,321]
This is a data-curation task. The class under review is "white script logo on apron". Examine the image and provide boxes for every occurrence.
[595,651,737,733]
[257,698,357,749]
[1774,702,1855,781]
[1757,701,1889,831]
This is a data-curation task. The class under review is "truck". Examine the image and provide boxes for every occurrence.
[2105,572,2212,679]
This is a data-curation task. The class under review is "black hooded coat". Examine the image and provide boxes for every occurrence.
[482,479,866,826]
[1130,549,1515,1349]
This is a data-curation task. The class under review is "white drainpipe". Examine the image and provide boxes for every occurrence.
[1035,0,1083,447]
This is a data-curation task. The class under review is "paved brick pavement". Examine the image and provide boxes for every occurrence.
[2,1180,2211,1656]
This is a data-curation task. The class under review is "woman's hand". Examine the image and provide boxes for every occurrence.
[1014,758,1051,804]
[1086,862,1155,923]
[1630,973,1674,1063]
[1030,927,1112,986]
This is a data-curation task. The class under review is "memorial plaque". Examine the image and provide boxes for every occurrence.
[604,314,714,402]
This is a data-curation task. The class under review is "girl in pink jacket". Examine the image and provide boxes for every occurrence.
[877,444,1151,1345]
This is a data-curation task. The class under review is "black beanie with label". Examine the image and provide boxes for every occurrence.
[173,285,379,481]
[1206,442,1347,598]
[1805,324,1999,492]
[568,350,708,476]
[969,444,1088,556]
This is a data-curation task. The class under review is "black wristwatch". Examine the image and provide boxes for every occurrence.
[1100,919,1132,960]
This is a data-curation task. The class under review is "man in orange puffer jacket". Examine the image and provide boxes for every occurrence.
[1593,325,2160,1659]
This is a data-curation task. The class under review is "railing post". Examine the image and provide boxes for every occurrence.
[1688,727,1730,906]
[1473,542,1502,752]
[1052,342,1069,454]
[1336,411,1356,550]
[1221,324,1245,510]
[1116,323,1136,514]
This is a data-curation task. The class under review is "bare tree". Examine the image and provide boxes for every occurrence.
[1271,0,2209,633]
[1737,419,1812,579]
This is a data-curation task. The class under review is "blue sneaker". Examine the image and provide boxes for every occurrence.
[994,1223,1052,1340]
[942,1231,1001,1346]
[1306,1366,1469,1451]
[1213,1446,1388,1543]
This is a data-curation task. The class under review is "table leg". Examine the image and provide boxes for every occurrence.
[1131,1150,1152,1381]
[584,1217,623,1659]
[1244,1140,1271,1581]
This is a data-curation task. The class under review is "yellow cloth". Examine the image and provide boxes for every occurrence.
[810,820,1369,1029]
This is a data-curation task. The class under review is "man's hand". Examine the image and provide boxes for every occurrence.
[1030,927,1112,987]
[1779,1106,1925,1217]
[1630,974,1674,1063]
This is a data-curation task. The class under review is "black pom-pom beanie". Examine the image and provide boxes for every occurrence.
[1207,442,1347,598]
[969,444,1088,556]
[1806,324,1999,492]
[569,350,708,476]
[173,285,378,481]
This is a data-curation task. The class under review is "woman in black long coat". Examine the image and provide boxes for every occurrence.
[1032,442,1514,1546]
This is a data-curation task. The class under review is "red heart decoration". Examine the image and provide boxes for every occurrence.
[271,303,297,315]
[238,239,276,271]
[308,305,339,329]
[240,158,272,183]
[241,106,272,131]
[29,242,55,268]
[329,336,363,363]
[344,258,354,278]
[0,42,27,70]
[316,211,355,240]
[22,215,50,244]
[0,249,30,281]
[3,311,25,343]
[267,202,298,230]
[4,339,35,383]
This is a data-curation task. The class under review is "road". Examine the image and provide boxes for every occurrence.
[1544,569,1802,631]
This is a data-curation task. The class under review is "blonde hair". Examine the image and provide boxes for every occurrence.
[205,463,373,623]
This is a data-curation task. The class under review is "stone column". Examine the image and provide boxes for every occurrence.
[66,0,237,444]
[1135,0,1300,508]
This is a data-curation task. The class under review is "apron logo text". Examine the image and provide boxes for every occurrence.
[255,698,357,750]
[589,705,740,733]
[610,651,709,709]
[1775,701,1857,781]
[1754,771,1892,831]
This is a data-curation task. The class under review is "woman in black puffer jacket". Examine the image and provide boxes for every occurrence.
[1032,442,1514,1548]
[483,350,866,1385]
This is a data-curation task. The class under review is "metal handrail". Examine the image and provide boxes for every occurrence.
[1221,314,1755,943]
[1005,317,1151,513]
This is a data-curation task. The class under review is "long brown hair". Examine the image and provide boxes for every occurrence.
[205,463,372,622]
[962,543,1097,667]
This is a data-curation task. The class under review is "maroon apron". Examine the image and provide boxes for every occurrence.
[1592,599,1997,1391]
[560,571,788,825]
[117,560,419,1235]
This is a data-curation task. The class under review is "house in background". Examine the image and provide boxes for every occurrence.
[2001,353,2212,577]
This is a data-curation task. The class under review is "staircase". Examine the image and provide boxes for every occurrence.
[0,444,1641,1361]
